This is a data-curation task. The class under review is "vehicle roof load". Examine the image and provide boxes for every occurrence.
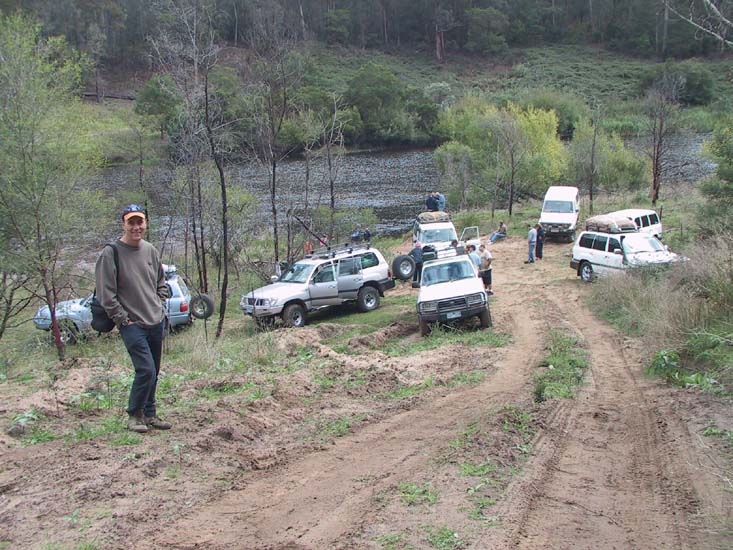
[417,211,451,224]
[305,242,372,259]
[584,215,638,234]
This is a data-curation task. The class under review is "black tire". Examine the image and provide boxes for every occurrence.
[419,319,431,337]
[191,293,214,319]
[579,261,594,283]
[255,316,276,330]
[58,320,79,345]
[282,303,307,328]
[357,286,380,312]
[478,307,492,329]
[392,255,416,281]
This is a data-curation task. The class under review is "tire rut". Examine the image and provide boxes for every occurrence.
[150,307,545,549]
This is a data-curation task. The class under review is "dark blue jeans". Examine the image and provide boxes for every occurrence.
[120,320,166,417]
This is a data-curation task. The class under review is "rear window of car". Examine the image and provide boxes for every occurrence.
[359,252,379,269]
[338,257,360,276]
[177,278,188,297]
[579,234,594,249]
[592,235,608,251]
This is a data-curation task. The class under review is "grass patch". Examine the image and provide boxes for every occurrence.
[399,481,438,506]
[459,460,498,477]
[385,377,435,400]
[382,326,509,357]
[377,533,414,550]
[424,526,465,549]
[21,426,55,446]
[317,414,365,438]
[533,331,588,402]
[446,370,486,387]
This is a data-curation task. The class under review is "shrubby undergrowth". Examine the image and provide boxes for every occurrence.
[590,237,733,393]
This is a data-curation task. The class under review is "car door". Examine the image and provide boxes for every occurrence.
[459,226,480,247]
[605,237,625,273]
[308,262,339,307]
[336,257,363,300]
[591,234,610,274]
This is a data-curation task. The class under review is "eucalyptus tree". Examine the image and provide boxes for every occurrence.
[0,14,103,358]
[664,0,732,49]
[151,0,236,338]
[644,72,683,206]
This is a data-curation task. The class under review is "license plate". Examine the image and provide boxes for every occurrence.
[550,227,559,232]
[446,311,461,319]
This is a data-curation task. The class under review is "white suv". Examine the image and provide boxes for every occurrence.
[607,209,663,239]
[415,255,491,336]
[240,244,395,327]
[392,212,480,281]
[570,230,681,282]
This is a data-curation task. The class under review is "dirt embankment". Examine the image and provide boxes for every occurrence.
[0,237,731,549]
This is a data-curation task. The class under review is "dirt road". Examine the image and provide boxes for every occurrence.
[1,237,730,549]
[148,238,728,549]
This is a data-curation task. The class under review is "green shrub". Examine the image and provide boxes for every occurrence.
[518,88,590,138]
[639,61,715,105]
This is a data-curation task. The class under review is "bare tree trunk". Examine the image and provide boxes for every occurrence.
[204,76,229,338]
[589,118,598,214]
[271,158,280,261]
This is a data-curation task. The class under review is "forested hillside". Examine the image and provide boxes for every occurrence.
[2,0,730,68]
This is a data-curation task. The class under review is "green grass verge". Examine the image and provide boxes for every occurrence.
[533,331,589,402]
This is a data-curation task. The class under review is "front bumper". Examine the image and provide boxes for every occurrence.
[545,225,574,236]
[241,301,284,318]
[418,304,488,323]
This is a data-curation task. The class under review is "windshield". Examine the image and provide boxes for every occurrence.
[622,234,666,254]
[421,228,458,243]
[421,261,475,286]
[543,200,574,213]
[279,262,315,283]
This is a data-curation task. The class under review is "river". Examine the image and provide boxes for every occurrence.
[96,133,716,236]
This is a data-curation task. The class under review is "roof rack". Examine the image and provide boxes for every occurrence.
[304,242,372,260]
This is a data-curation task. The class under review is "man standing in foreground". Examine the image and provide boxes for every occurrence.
[95,204,171,433]
[525,223,537,264]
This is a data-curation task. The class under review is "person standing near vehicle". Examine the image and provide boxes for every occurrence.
[95,204,171,433]
[525,223,537,264]
[467,244,481,271]
[535,222,545,260]
[409,241,424,282]
[478,243,494,295]
[425,192,438,212]
[436,192,446,211]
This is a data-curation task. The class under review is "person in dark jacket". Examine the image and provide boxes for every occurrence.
[425,193,438,211]
[409,241,424,282]
[535,223,545,260]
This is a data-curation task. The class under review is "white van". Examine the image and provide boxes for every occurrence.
[539,186,580,241]
[607,209,662,239]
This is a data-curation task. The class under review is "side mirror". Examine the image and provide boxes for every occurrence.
[270,275,279,283]
[411,281,420,289]
[614,249,623,255]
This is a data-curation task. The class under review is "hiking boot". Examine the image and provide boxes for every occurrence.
[127,412,148,433]
[144,415,172,430]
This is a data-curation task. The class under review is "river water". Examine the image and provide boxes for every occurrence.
[96,133,716,236]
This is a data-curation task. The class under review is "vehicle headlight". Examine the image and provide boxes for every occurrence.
[466,293,486,306]
[419,301,438,313]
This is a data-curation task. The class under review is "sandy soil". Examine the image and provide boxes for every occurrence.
[1,237,731,549]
